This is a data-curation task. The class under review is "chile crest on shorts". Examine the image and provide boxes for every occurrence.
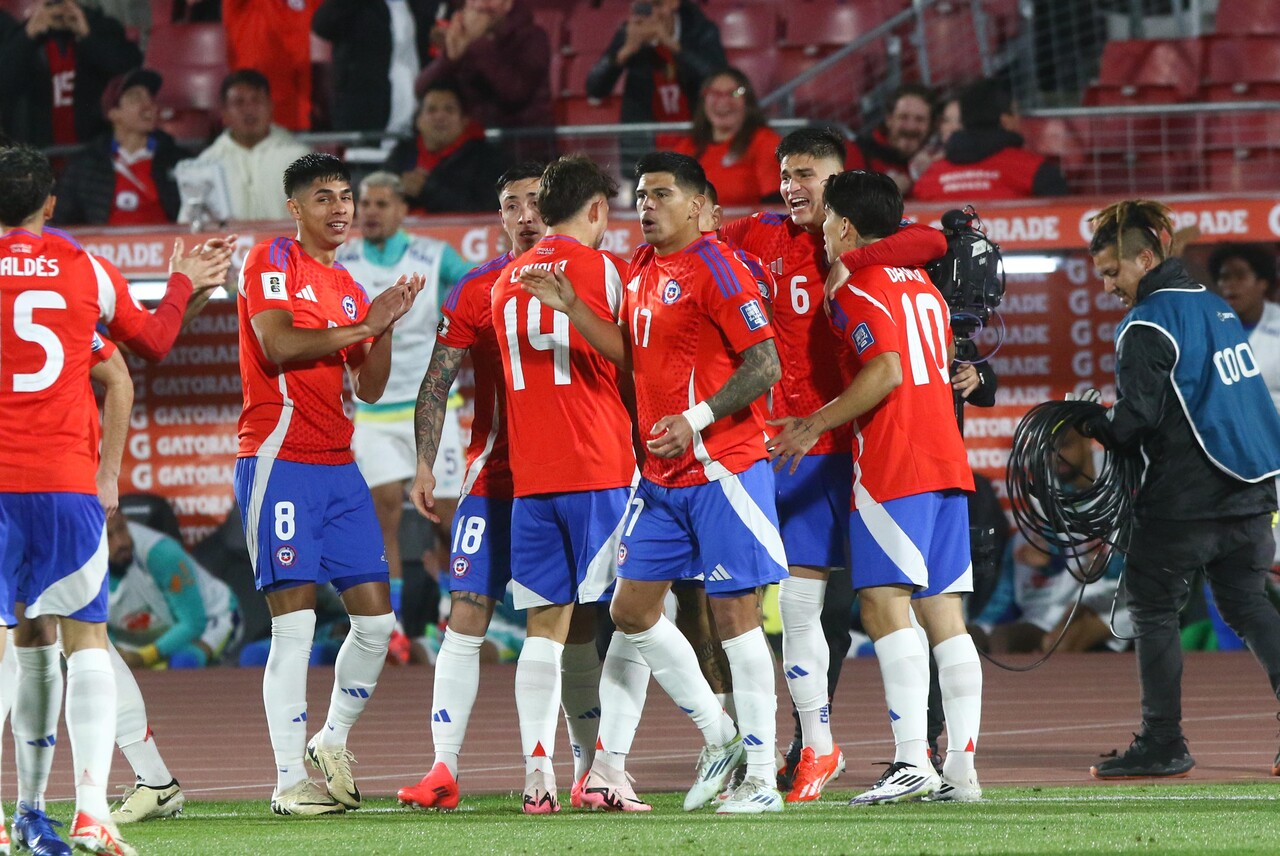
[276,545,298,567]
[452,556,471,578]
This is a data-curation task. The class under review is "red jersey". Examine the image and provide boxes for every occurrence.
[828,263,973,508]
[625,235,775,488]
[224,0,319,131]
[492,236,635,497]
[0,228,107,494]
[437,251,515,500]
[721,212,851,454]
[237,237,372,464]
[912,147,1050,201]
[107,149,167,226]
[673,127,783,208]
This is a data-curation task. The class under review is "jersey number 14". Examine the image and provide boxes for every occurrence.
[502,296,570,390]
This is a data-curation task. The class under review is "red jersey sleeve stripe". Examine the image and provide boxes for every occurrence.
[693,243,742,299]
[269,237,291,269]
[445,252,508,311]
[758,212,787,226]
[733,249,767,281]
[43,226,83,249]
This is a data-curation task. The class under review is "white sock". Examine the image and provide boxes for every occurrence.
[0,636,14,726]
[318,612,394,749]
[596,632,650,767]
[13,643,62,811]
[873,627,931,770]
[626,616,735,748]
[431,628,485,777]
[264,610,315,793]
[713,692,738,724]
[559,641,602,781]
[721,627,777,781]
[110,644,173,786]
[65,648,116,820]
[934,633,983,777]
[779,576,832,755]
[515,637,562,775]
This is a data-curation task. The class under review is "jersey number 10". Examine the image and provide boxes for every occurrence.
[502,296,570,391]
[4,291,68,393]
[900,291,949,387]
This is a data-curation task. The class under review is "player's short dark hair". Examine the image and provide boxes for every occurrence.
[420,80,469,114]
[1208,242,1277,286]
[496,161,546,198]
[888,83,935,115]
[634,151,706,196]
[959,78,1013,132]
[703,180,719,209]
[775,127,846,166]
[0,145,56,227]
[537,155,618,227]
[283,153,351,199]
[220,68,270,102]
[823,171,902,241]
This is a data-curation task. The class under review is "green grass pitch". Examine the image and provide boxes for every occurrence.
[26,783,1280,855]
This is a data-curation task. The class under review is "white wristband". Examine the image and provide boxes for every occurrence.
[681,401,715,433]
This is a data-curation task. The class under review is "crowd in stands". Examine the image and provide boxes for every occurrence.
[0,0,1077,226]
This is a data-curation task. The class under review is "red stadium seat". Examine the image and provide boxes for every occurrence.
[562,1,624,59]
[1203,36,1280,101]
[727,47,780,94]
[917,3,987,87]
[1018,116,1089,174]
[557,95,622,127]
[1214,0,1280,36]
[533,8,566,56]
[144,24,228,141]
[782,0,891,55]
[145,24,227,76]
[712,3,781,50]
[1204,148,1280,192]
[1087,39,1202,104]
[1202,110,1280,151]
[0,0,37,19]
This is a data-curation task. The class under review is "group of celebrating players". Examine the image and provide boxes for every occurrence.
[0,124,984,854]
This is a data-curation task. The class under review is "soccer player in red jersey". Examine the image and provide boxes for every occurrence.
[397,163,553,811]
[234,153,423,816]
[770,170,983,806]
[493,156,644,814]
[0,144,137,856]
[720,128,949,801]
[524,152,786,814]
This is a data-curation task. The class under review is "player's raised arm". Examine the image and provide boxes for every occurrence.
[411,339,467,523]
[649,338,781,459]
[519,266,629,368]
[90,340,134,517]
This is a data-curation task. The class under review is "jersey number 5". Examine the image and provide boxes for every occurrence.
[5,291,67,392]
[502,296,570,390]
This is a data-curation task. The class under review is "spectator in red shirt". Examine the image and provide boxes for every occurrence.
[414,0,553,131]
[0,0,141,147]
[847,84,935,196]
[223,0,321,132]
[384,81,510,213]
[53,68,188,226]
[673,67,781,208]
[913,79,1068,201]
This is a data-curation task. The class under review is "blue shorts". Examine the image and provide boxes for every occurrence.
[848,489,972,597]
[448,494,513,602]
[510,487,629,609]
[0,492,108,624]
[234,458,388,593]
[776,453,852,568]
[619,460,789,597]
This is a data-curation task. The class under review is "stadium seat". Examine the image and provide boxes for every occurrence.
[557,94,622,127]
[1214,0,1280,36]
[916,3,987,87]
[727,46,780,94]
[1203,36,1280,101]
[781,0,891,55]
[145,23,227,75]
[0,0,37,19]
[1083,38,1202,105]
[712,3,781,50]
[1204,148,1280,193]
[1202,110,1280,151]
[533,7,566,56]
[145,24,228,142]
[562,1,623,59]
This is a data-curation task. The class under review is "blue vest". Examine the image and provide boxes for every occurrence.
[1117,283,1280,483]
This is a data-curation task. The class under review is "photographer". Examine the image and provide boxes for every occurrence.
[1080,200,1280,779]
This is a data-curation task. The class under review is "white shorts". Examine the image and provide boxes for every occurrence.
[352,408,464,497]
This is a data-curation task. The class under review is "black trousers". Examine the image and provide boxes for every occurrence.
[1126,513,1280,742]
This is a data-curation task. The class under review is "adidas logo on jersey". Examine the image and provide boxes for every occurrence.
[707,564,733,582]
[295,285,318,302]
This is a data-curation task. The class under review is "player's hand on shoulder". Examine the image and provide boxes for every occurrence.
[519,267,578,314]
[409,462,440,523]
[646,414,695,459]
[766,415,822,475]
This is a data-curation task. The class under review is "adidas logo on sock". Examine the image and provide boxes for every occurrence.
[743,734,764,747]
[25,734,56,748]
[432,709,451,723]
[341,687,370,699]
[292,712,308,723]
[784,664,810,680]
[577,707,601,720]
[888,709,901,722]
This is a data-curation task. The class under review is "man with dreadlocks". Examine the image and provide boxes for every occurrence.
[1080,199,1280,779]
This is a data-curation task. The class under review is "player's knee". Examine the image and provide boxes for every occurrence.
[610,598,656,635]
[349,611,396,653]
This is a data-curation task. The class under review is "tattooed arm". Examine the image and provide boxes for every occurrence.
[646,339,782,459]
[410,341,467,522]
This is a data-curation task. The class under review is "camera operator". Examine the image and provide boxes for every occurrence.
[1079,200,1280,780]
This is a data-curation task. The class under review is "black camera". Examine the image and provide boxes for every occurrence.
[926,206,1005,338]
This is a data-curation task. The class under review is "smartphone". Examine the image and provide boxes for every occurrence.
[632,1,653,16]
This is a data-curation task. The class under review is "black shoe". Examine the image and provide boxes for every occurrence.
[776,738,802,792]
[1090,733,1195,779]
